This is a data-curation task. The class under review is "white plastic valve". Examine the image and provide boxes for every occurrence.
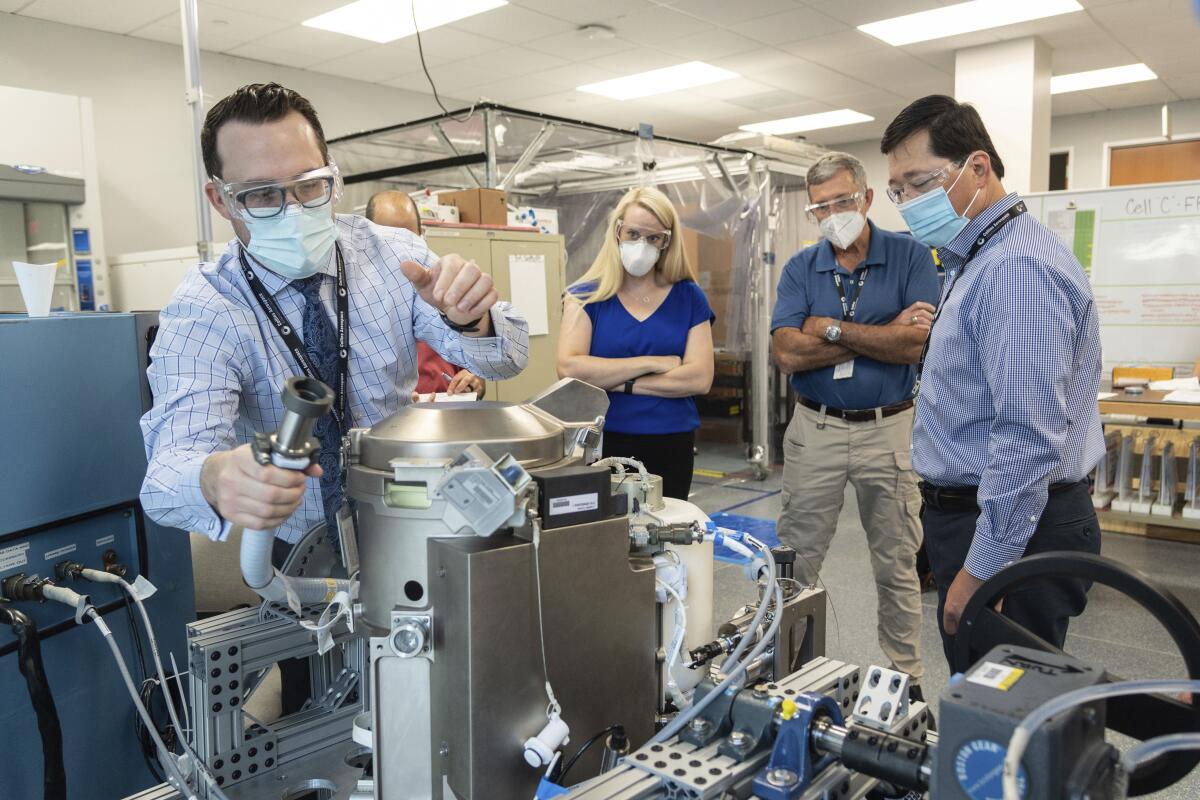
[523,712,570,768]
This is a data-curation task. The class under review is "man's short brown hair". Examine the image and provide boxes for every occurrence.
[201,82,327,179]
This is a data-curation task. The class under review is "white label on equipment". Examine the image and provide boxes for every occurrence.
[966,661,1025,691]
[0,542,30,572]
[549,492,599,516]
[96,534,116,547]
[44,543,77,561]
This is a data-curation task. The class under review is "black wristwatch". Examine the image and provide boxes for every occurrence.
[624,379,637,394]
[440,310,483,333]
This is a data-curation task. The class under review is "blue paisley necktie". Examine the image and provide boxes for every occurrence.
[293,273,350,534]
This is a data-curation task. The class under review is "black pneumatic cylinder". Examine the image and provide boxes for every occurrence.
[839,727,929,793]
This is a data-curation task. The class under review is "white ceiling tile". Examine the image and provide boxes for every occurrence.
[525,30,640,60]
[736,97,834,120]
[380,71,441,93]
[810,0,944,27]
[203,0,349,23]
[659,0,800,27]
[658,29,760,61]
[611,6,713,46]
[308,39,423,81]
[448,3,575,44]
[690,78,792,102]
[487,46,571,75]
[464,77,572,103]
[0,3,31,12]
[820,120,889,147]
[844,50,953,96]
[222,43,330,70]
[710,48,805,76]
[1050,92,1108,115]
[1163,74,1200,99]
[1085,80,1180,109]
[508,0,650,26]
[754,60,880,98]
[18,0,175,34]
[403,27,508,60]
[584,48,684,75]
[544,61,625,88]
[129,5,292,52]
[777,30,887,63]
[1152,57,1200,80]
[732,7,847,46]
[228,24,377,62]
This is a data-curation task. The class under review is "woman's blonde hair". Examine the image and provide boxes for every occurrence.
[571,186,694,304]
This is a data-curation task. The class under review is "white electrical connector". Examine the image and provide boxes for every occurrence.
[523,711,570,767]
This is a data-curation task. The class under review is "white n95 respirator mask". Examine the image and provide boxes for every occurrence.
[242,203,338,280]
[819,211,866,250]
[619,240,659,277]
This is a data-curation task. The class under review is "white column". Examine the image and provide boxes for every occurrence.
[954,37,1052,194]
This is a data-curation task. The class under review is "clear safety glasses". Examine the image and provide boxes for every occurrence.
[212,162,343,221]
[804,191,863,222]
[886,160,963,205]
[616,220,671,250]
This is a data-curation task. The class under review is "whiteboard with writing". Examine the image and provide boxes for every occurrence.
[1024,180,1200,376]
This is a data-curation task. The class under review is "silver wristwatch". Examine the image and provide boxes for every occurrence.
[824,324,842,343]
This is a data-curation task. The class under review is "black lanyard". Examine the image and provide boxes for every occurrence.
[832,267,869,321]
[239,243,351,428]
[913,201,1027,396]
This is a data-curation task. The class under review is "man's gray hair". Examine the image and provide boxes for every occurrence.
[806,152,868,194]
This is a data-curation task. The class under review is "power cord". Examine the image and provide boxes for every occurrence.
[411,0,477,123]
[555,724,624,786]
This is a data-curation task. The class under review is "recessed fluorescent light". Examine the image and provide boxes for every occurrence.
[859,0,1082,47]
[739,110,875,136]
[1051,63,1157,94]
[577,62,739,101]
[303,0,507,44]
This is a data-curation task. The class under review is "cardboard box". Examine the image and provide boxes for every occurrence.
[415,201,459,223]
[438,188,508,226]
[679,227,734,293]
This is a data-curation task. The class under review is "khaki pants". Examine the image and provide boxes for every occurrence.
[778,402,924,680]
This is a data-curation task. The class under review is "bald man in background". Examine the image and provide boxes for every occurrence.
[367,190,486,399]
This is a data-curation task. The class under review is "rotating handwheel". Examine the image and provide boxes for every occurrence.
[952,552,1200,796]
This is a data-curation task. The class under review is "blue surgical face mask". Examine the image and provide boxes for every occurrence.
[241,203,338,280]
[896,160,981,248]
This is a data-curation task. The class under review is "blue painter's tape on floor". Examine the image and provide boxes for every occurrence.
[710,512,780,563]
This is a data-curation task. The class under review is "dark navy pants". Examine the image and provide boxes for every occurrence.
[922,481,1101,669]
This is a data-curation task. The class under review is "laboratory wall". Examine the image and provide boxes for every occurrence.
[1049,98,1200,189]
[829,97,1200,240]
[0,13,456,260]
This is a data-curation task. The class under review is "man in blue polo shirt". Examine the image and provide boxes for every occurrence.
[772,152,939,697]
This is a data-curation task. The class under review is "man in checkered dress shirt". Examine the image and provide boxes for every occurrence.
[881,96,1105,668]
[140,83,528,548]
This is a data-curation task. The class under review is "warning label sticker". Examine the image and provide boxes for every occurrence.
[967,661,1025,692]
[549,492,600,516]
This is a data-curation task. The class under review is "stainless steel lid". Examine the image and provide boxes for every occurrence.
[358,400,568,469]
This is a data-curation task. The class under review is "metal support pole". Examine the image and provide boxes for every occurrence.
[483,107,498,187]
[433,122,484,187]
[748,160,773,480]
[498,122,556,191]
[180,0,212,262]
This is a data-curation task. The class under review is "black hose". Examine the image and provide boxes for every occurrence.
[0,602,67,800]
[556,724,623,786]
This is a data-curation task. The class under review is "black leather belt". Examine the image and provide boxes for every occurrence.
[798,396,914,423]
[919,479,1087,512]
